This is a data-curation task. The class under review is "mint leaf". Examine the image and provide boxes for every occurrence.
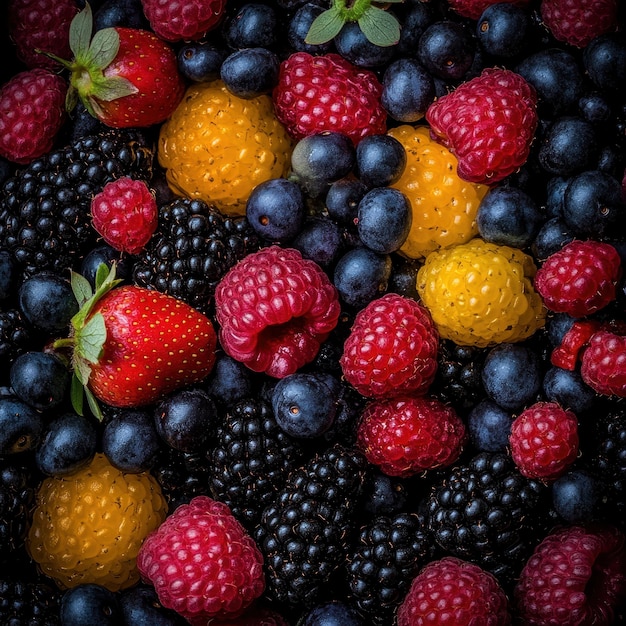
[75,313,106,364]
[70,373,85,416]
[357,6,400,47]
[305,6,345,45]
[85,28,119,69]
[71,271,93,308]
[69,3,94,60]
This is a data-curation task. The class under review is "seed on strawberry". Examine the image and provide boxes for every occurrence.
[581,329,626,397]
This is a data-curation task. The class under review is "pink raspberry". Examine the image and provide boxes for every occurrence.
[137,496,265,624]
[581,329,626,397]
[356,395,466,477]
[340,293,439,399]
[447,0,531,20]
[214,246,340,378]
[140,0,227,41]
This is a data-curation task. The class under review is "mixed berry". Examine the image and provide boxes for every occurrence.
[0,0,626,624]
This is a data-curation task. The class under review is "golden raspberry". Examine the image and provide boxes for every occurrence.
[389,125,489,260]
[26,453,167,591]
[416,238,546,347]
[158,80,294,216]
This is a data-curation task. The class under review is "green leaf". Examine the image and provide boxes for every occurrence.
[69,3,94,60]
[74,358,92,386]
[305,6,345,45]
[91,75,138,102]
[95,263,110,290]
[75,313,106,364]
[357,6,400,47]
[70,373,85,416]
[85,387,103,421]
[70,262,120,332]
[65,86,79,114]
[85,28,120,70]
[71,271,93,308]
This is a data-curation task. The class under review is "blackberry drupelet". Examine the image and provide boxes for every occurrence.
[0,574,61,626]
[133,197,260,313]
[0,308,32,364]
[0,459,35,561]
[254,443,369,608]
[0,130,154,282]
[209,397,305,530]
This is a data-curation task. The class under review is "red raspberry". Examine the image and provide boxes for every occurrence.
[140,0,227,41]
[356,395,466,477]
[90,177,158,255]
[447,0,531,20]
[425,68,538,185]
[340,293,439,399]
[515,525,626,626]
[137,496,265,624]
[509,401,579,481]
[273,52,387,144]
[0,69,67,164]
[581,329,626,397]
[214,246,341,378]
[541,0,619,48]
[397,556,511,626]
[534,240,622,318]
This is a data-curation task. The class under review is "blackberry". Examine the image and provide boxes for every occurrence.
[0,309,32,364]
[209,397,305,531]
[255,443,369,608]
[0,459,35,561]
[132,197,260,313]
[0,574,61,626]
[346,511,434,625]
[0,130,154,282]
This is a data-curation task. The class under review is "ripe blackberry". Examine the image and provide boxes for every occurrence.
[133,197,260,313]
[0,574,61,626]
[0,308,32,365]
[254,443,369,607]
[346,511,435,625]
[209,397,305,531]
[0,459,35,561]
[428,451,547,590]
[0,130,154,282]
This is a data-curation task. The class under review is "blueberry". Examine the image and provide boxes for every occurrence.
[355,134,407,188]
[334,21,395,68]
[475,3,530,58]
[119,584,187,626]
[205,354,254,407]
[246,178,306,243]
[544,175,569,218]
[93,0,149,30]
[542,366,596,415]
[481,343,542,411]
[546,313,576,348]
[80,245,132,289]
[467,400,514,453]
[531,217,576,261]
[477,186,543,248]
[292,216,344,269]
[35,412,97,476]
[583,33,626,95]
[288,3,334,55]
[552,469,601,524]
[325,179,368,225]
[396,1,436,57]
[9,351,70,412]
[0,249,15,301]
[60,584,122,626]
[388,255,421,301]
[0,394,44,455]
[223,3,278,49]
[578,92,613,126]
[362,472,409,516]
[356,187,412,254]
[102,409,161,473]
[299,600,365,626]
[220,48,280,98]
[177,42,227,83]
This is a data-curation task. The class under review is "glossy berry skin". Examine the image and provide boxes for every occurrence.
[205,354,254,408]
[93,0,150,30]
[581,330,626,397]
[220,48,280,99]
[119,585,188,626]
[447,0,531,20]
[532,217,575,261]
[475,3,530,58]
[223,3,278,50]
[292,216,344,270]
[542,366,596,415]
[299,600,365,625]
[0,394,44,456]
[80,244,132,289]
[355,134,407,188]
[141,0,227,41]
[467,400,513,453]
[60,584,122,626]
[334,21,395,68]
[584,33,626,95]
[177,42,227,83]
[552,469,602,524]
[417,21,476,82]
[381,58,436,123]
[325,179,367,225]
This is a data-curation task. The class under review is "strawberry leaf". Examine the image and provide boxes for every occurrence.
[70,373,85,416]
[95,262,111,290]
[305,6,345,45]
[90,75,138,102]
[75,313,106,364]
[70,262,121,332]
[357,6,400,47]
[69,3,94,60]
[85,28,120,70]
[71,271,93,308]
[85,387,103,421]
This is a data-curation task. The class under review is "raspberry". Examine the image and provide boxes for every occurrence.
[214,246,341,378]
[91,177,158,255]
[416,238,546,347]
[140,0,226,41]
[534,240,622,318]
[426,68,538,185]
[273,52,387,144]
[581,329,626,397]
[515,525,626,626]
[509,401,579,481]
[356,395,466,477]
[0,69,67,164]
[447,0,531,19]
[388,125,489,260]
[137,495,265,624]
[541,0,619,48]
[340,293,439,398]
[397,556,511,626]
[26,453,167,591]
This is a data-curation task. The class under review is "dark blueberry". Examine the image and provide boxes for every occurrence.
[272,371,341,438]
[223,3,278,49]
[542,367,596,415]
[417,20,476,82]
[355,134,407,188]
[220,48,280,98]
[80,245,132,289]
[246,178,306,243]
[155,388,218,453]
[562,169,626,238]
[388,254,421,301]
[544,176,569,218]
[546,313,576,348]
[583,33,626,95]
[475,3,530,58]
[119,584,187,626]
[578,92,613,126]
[515,48,585,118]
[177,42,228,83]
[102,409,161,473]
[531,217,576,261]
[18,271,78,335]
[467,400,514,453]
[333,246,392,309]
[0,394,44,455]
[334,21,396,68]
[67,100,108,143]
[205,354,254,408]
[299,600,365,626]
[35,412,97,476]
[0,249,16,301]
[292,216,344,269]
[356,187,412,254]
[481,343,543,412]
[325,179,368,225]
[381,57,436,123]
[93,0,149,30]
[60,584,122,626]
[552,469,602,524]
[476,186,543,249]
[9,351,70,412]
[396,1,436,57]
[596,144,625,179]
[288,3,335,54]
[362,472,409,516]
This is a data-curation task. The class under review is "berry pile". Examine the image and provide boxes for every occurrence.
[1,0,626,624]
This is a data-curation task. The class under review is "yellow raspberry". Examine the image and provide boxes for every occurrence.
[158,80,294,216]
[27,453,167,591]
[416,238,546,347]
[389,125,489,260]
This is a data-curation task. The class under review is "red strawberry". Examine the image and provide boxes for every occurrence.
[140,0,227,41]
[273,52,387,144]
[447,0,531,20]
[0,69,67,164]
[426,67,538,185]
[91,177,158,255]
[581,329,626,397]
